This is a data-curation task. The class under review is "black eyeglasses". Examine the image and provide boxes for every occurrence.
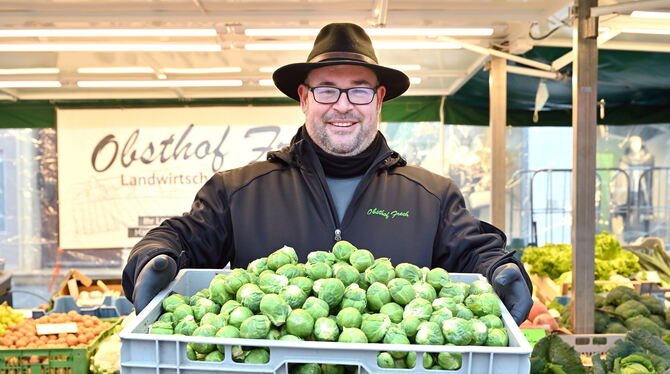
[308,86,379,105]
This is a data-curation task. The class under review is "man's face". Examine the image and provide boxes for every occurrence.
[298,64,386,156]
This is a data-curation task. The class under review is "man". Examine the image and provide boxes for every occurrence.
[122,23,532,324]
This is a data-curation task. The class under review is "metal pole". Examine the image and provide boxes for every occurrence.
[571,0,598,334]
[489,56,506,230]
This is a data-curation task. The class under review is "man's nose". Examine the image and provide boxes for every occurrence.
[332,91,354,112]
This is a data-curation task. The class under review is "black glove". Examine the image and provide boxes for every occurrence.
[492,263,532,325]
[132,254,177,313]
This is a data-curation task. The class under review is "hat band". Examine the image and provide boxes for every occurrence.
[309,51,377,65]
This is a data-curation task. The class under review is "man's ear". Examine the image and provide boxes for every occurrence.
[298,84,309,113]
[376,85,386,112]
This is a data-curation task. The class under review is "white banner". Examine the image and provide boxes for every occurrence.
[57,106,303,250]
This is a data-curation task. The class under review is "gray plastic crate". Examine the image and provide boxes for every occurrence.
[32,295,134,319]
[120,269,531,374]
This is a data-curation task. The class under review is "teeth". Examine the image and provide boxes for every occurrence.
[331,122,354,127]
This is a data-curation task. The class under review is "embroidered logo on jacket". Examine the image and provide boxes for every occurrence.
[366,208,410,220]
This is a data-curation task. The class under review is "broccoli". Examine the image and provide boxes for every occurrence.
[615,300,651,320]
[606,286,640,306]
[530,334,585,374]
[595,311,611,334]
[606,322,629,334]
[625,316,664,337]
[649,314,666,329]
[639,295,664,316]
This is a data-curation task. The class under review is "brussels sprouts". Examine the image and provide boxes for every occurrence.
[394,359,408,369]
[400,317,422,340]
[199,313,226,330]
[289,276,314,295]
[384,325,410,359]
[403,298,433,320]
[366,282,392,311]
[266,328,282,340]
[215,325,240,352]
[336,307,363,329]
[280,285,308,310]
[395,263,422,283]
[279,334,303,341]
[455,304,475,320]
[302,296,330,320]
[223,269,252,295]
[149,321,173,335]
[466,293,501,317]
[258,273,289,294]
[259,269,276,277]
[307,251,336,265]
[173,304,194,322]
[407,351,433,369]
[437,351,462,370]
[442,318,474,345]
[231,345,246,362]
[388,278,416,306]
[193,298,221,322]
[220,300,242,317]
[228,306,254,328]
[341,284,367,312]
[158,312,174,325]
[332,240,357,261]
[426,268,450,291]
[186,344,196,360]
[291,363,321,374]
[413,281,437,302]
[360,313,391,343]
[321,364,345,374]
[471,320,488,345]
[277,263,306,279]
[377,352,394,368]
[349,249,374,272]
[305,262,333,280]
[239,315,271,339]
[380,302,404,323]
[286,309,315,338]
[364,258,396,285]
[415,321,444,345]
[479,314,504,329]
[331,261,348,275]
[209,278,231,305]
[357,272,371,290]
[191,325,218,354]
[236,283,265,314]
[162,294,188,313]
[432,297,458,313]
[267,245,298,270]
[189,289,209,306]
[438,282,470,303]
[486,328,508,346]
[260,293,291,327]
[247,257,268,275]
[335,265,360,287]
[469,279,494,295]
[338,328,368,343]
[204,350,224,362]
[314,317,340,341]
[245,348,270,364]
[429,308,453,327]
[317,278,345,309]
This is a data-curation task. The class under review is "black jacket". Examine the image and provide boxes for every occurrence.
[122,127,530,300]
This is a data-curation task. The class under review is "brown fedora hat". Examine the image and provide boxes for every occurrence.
[272,23,410,102]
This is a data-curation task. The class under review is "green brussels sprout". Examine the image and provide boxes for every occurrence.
[366,282,392,311]
[291,363,321,374]
[302,296,330,320]
[479,314,504,329]
[286,309,315,338]
[338,328,368,343]
[220,300,242,317]
[266,328,282,340]
[335,265,360,287]
[279,334,303,341]
[377,352,394,368]
[429,308,453,327]
[486,328,508,346]
[204,350,224,362]
[415,321,444,345]
[454,304,474,320]
[384,325,410,359]
[223,269,252,295]
[280,285,308,310]
[314,317,340,341]
[268,245,299,270]
[289,276,314,295]
[158,312,174,325]
[405,351,416,368]
[364,258,396,285]
[258,273,289,294]
[260,293,291,326]
[191,324,218,354]
[317,278,345,309]
[405,352,434,369]
[215,325,240,352]
[239,315,271,339]
[349,249,374,272]
[466,293,501,317]
[471,320,488,345]
[380,302,404,323]
[259,269,276,276]
[413,282,437,302]
[332,240,357,261]
[186,344,196,360]
[321,364,345,374]
[231,345,246,362]
[400,317,422,340]
[403,298,433,320]
[432,297,458,313]
[162,294,188,313]
[469,279,494,295]
[236,283,265,314]
[341,284,367,312]
[357,272,371,290]
[247,257,268,275]
[331,261,348,275]
[395,263,422,283]
[149,321,173,335]
[244,348,270,364]
[394,359,408,369]
[437,352,461,370]
[387,278,416,306]
[423,352,435,368]
[438,282,469,303]
[277,264,306,279]
[209,278,231,305]
[336,307,363,329]
[360,313,391,343]
[307,251,336,265]
[426,268,450,291]
[199,313,226,330]
[189,289,209,306]
[193,298,221,322]
[174,315,198,335]
[228,306,254,328]
[442,318,474,345]
[173,304,194,322]
[305,262,333,281]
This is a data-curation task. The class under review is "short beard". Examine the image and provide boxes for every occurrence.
[311,125,375,156]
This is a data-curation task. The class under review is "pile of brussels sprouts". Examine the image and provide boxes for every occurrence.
[149,241,510,372]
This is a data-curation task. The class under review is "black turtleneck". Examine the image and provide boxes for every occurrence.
[304,129,383,178]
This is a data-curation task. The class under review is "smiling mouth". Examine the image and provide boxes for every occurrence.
[328,121,357,128]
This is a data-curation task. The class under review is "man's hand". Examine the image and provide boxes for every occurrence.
[132,254,177,314]
[491,263,532,325]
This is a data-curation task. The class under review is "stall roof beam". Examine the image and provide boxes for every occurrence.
[591,0,670,17]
